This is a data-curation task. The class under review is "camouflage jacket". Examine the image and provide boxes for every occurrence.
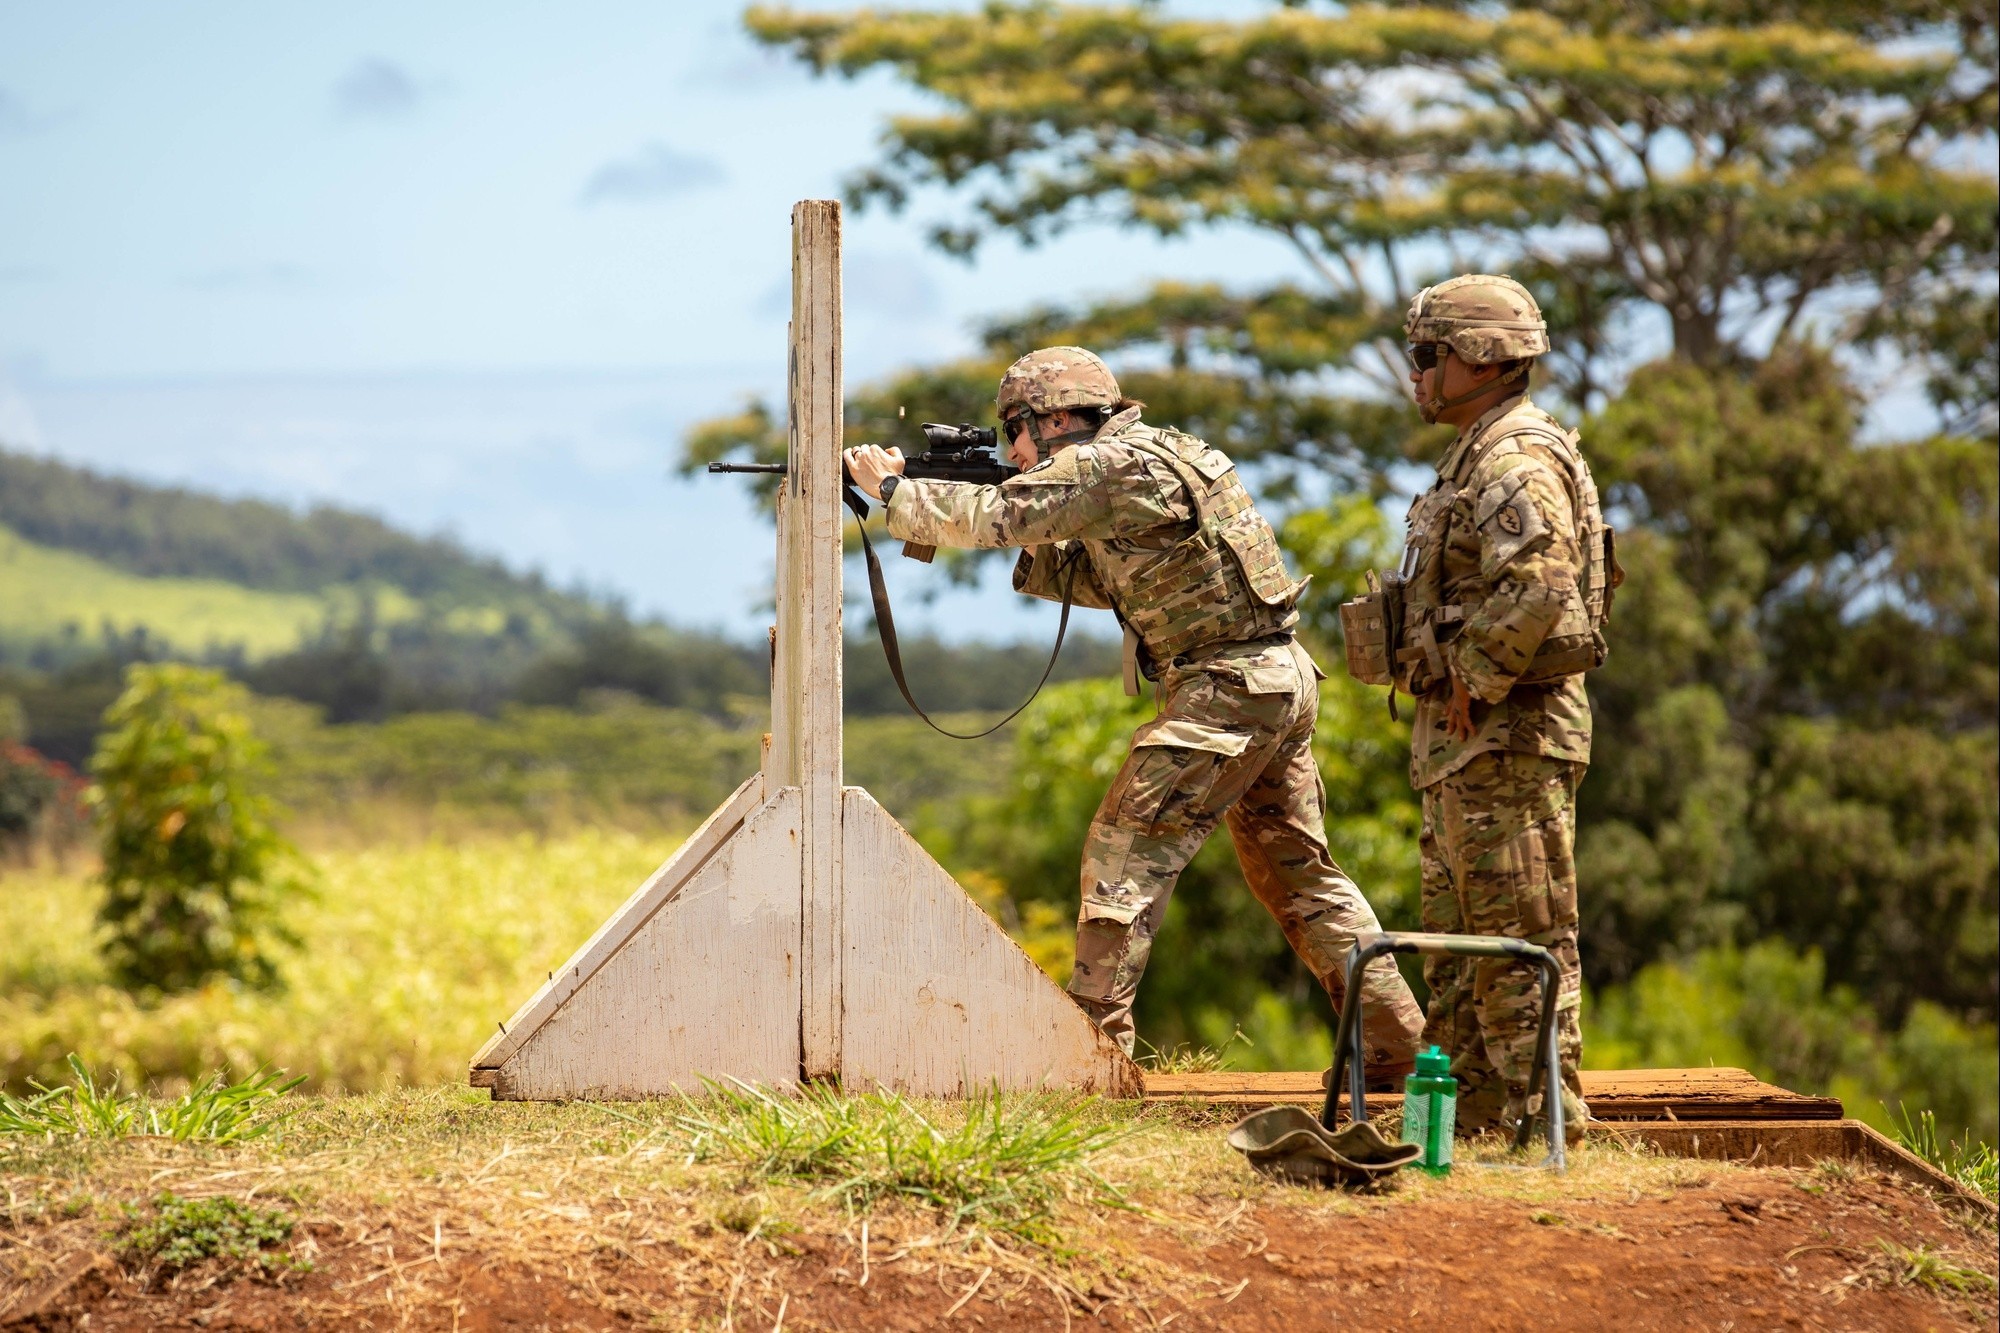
[884,408,1303,667]
[1402,392,1593,789]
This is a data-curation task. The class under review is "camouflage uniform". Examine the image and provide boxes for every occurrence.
[1391,277,1617,1139]
[885,348,1425,1063]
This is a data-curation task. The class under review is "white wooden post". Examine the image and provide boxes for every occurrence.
[777,201,847,1082]
[470,201,1140,1101]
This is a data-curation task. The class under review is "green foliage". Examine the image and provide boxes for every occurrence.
[674,1082,1129,1242]
[1582,351,1999,1019]
[118,1193,305,1274]
[1892,1106,1999,1200]
[1586,942,1998,1149]
[250,693,761,827]
[0,1054,301,1142]
[89,664,306,993]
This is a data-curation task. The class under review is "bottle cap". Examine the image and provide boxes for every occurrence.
[1415,1044,1452,1077]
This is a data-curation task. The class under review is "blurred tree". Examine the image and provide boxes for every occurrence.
[89,664,306,993]
[1583,349,1997,1021]
[692,0,1995,483]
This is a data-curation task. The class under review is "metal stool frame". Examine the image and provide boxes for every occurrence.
[1322,931,1568,1171]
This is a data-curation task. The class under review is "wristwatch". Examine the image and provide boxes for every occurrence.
[878,474,902,505]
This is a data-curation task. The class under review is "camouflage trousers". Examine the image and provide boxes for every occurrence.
[1068,638,1425,1063]
[1418,750,1589,1138]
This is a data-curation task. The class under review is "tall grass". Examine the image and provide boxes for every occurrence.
[0,828,671,1091]
[0,1055,301,1142]
[1891,1105,1999,1200]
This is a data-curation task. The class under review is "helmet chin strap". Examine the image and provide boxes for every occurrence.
[1026,412,1102,462]
[1418,361,1527,424]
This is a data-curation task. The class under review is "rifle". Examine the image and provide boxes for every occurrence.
[708,422,1013,488]
[707,421,1075,741]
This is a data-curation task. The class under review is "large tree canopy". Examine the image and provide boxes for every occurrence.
[747,0,1996,416]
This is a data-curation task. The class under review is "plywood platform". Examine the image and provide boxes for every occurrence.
[1142,1066,1843,1121]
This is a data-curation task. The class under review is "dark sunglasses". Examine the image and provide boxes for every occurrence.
[1001,411,1033,437]
[1407,342,1442,372]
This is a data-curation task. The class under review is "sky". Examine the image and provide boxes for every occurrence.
[0,0,1300,641]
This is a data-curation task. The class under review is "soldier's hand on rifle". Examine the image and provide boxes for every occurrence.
[842,444,906,501]
[1446,670,1477,741]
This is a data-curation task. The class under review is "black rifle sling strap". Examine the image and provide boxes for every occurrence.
[843,482,1076,741]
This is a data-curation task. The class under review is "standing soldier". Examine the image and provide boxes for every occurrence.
[1363,275,1618,1140]
[843,347,1425,1079]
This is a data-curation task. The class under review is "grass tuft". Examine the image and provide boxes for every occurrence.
[0,1054,302,1143]
[117,1192,308,1275]
[1136,1028,1250,1075]
[674,1082,1131,1243]
[1871,1240,1996,1295]
[1889,1104,1998,1200]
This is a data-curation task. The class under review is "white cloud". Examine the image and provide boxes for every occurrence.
[579,141,726,205]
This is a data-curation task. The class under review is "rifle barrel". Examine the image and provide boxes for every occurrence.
[706,461,789,474]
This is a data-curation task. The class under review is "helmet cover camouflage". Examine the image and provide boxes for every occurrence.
[1404,275,1550,364]
[995,346,1121,421]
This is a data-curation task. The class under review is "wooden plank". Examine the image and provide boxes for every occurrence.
[1141,1068,1843,1121]
[471,773,765,1073]
[482,786,805,1099]
[838,788,1143,1097]
[772,199,846,1083]
[1604,1119,1997,1216]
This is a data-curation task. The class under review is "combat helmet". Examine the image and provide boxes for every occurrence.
[995,346,1121,421]
[1404,275,1549,365]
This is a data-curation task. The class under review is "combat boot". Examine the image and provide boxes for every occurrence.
[1320,1057,1418,1096]
[1500,1086,1590,1147]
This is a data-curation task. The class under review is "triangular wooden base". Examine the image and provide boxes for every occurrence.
[471,200,1140,1101]
[470,775,1139,1099]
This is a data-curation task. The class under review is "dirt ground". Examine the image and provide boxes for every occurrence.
[5,1162,1993,1331]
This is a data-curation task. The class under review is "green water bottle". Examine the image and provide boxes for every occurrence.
[1402,1044,1457,1175]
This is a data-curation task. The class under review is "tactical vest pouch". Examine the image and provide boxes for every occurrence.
[1339,570,1399,687]
[1218,510,1301,607]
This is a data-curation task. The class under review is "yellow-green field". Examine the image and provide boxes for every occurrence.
[0,522,438,659]
[0,524,323,657]
[0,829,674,1092]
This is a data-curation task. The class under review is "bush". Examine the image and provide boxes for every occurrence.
[88,664,306,993]
[1586,941,1998,1150]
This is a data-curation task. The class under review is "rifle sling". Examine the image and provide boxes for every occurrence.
[844,482,1075,741]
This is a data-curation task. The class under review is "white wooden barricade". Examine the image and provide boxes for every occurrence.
[470,200,1140,1100]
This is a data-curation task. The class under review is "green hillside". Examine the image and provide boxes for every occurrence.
[0,523,411,660]
[0,446,593,631]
